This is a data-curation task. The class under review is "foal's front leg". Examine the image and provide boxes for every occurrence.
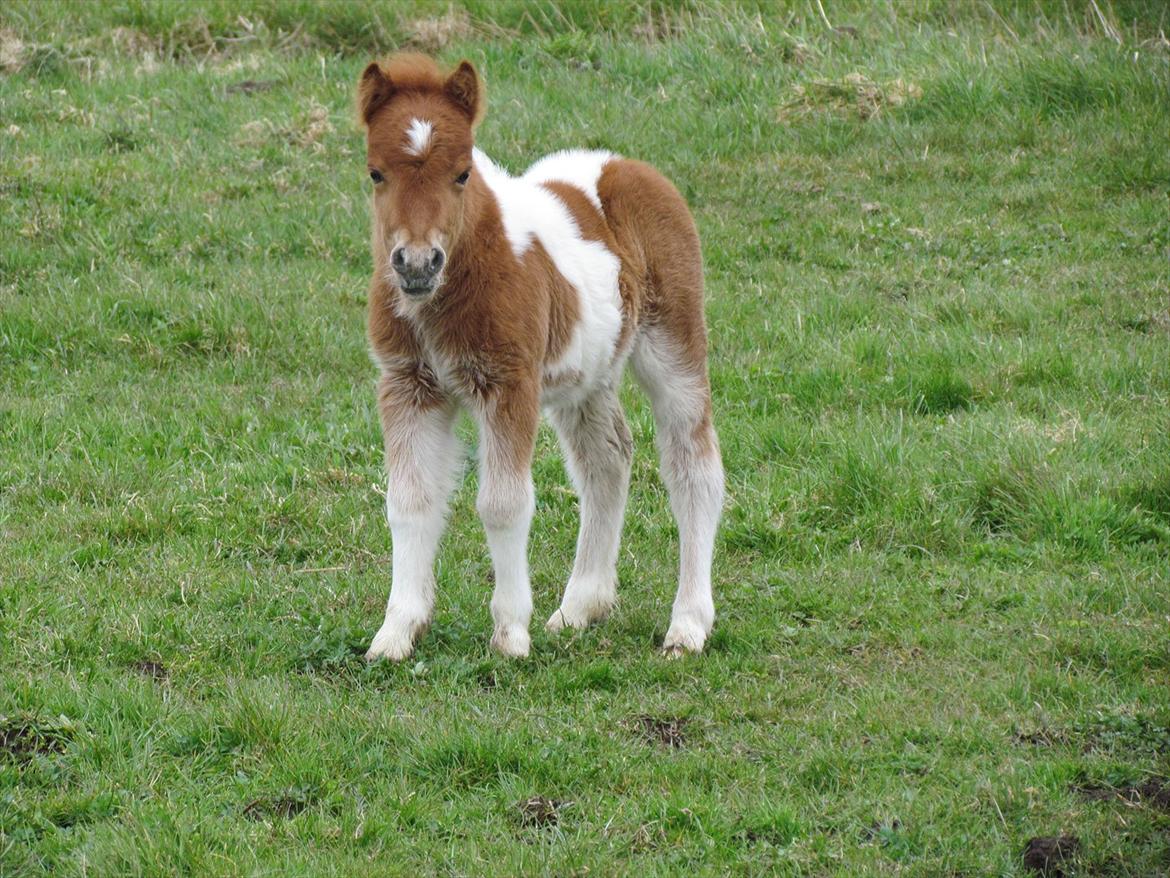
[474,387,539,657]
[366,374,461,662]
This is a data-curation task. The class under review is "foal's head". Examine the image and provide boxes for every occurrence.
[357,54,483,299]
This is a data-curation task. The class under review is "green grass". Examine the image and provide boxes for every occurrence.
[2,1,1169,874]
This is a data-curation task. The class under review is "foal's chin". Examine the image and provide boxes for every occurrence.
[393,278,443,303]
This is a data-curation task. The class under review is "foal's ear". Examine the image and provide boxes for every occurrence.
[444,60,484,127]
[357,62,396,127]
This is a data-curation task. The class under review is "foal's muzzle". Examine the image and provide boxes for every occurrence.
[390,245,446,296]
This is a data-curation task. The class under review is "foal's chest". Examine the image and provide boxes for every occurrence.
[419,348,502,405]
[420,341,614,411]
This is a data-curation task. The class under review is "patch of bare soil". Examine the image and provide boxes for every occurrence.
[633,714,688,748]
[130,659,169,681]
[1013,726,1069,747]
[225,78,278,94]
[1022,835,1080,876]
[242,788,313,821]
[0,714,74,759]
[475,667,498,691]
[1074,776,1170,811]
[516,795,569,828]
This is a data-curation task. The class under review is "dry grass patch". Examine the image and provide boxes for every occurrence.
[781,71,922,120]
[403,8,474,52]
[0,26,25,72]
[235,101,334,150]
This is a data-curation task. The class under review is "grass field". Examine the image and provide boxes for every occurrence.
[2,1,1169,874]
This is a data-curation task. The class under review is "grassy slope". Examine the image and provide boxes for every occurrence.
[2,2,1169,875]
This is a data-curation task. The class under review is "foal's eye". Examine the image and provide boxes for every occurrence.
[455,169,471,186]
[369,169,384,184]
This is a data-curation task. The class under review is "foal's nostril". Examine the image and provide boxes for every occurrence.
[391,246,444,290]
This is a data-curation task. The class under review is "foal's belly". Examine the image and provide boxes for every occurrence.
[539,277,625,410]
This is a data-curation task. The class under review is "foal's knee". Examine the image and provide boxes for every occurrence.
[385,480,433,529]
[476,473,535,532]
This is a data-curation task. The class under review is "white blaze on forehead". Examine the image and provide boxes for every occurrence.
[405,118,434,156]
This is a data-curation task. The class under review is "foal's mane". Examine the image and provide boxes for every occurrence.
[376,53,445,92]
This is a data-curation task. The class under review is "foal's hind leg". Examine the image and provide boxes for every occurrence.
[545,386,633,632]
[632,328,724,654]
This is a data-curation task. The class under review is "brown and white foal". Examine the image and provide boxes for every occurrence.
[358,55,723,660]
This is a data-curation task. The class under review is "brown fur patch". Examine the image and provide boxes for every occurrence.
[377,360,444,413]
[524,239,579,370]
[540,181,608,243]
[598,158,708,369]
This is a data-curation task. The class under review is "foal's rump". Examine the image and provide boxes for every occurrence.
[500,151,707,397]
[596,158,709,368]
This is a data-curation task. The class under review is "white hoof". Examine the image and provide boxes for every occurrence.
[662,615,709,657]
[545,604,608,633]
[365,611,428,662]
[544,581,615,632]
[491,623,531,658]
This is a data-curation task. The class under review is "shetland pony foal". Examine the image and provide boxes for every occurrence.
[358,55,723,660]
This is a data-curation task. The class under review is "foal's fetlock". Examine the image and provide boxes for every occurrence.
[661,611,711,657]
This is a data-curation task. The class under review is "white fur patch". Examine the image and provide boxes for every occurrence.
[472,148,623,405]
[522,149,614,213]
[405,118,434,156]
